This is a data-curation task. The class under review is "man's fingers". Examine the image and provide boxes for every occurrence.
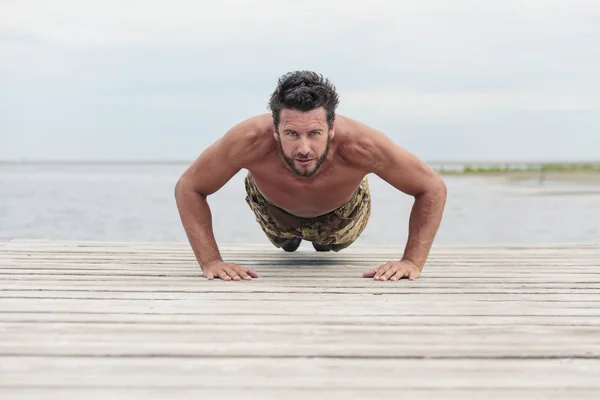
[362,269,377,278]
[233,264,258,280]
[223,267,241,281]
[390,268,409,281]
[382,266,400,281]
[364,261,421,282]
[217,270,231,281]
[378,264,397,281]
[390,268,421,281]
[408,269,420,280]
[235,266,252,280]
[374,263,393,280]
[203,265,257,281]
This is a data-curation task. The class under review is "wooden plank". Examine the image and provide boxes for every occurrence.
[0,278,600,291]
[3,322,600,349]
[2,389,599,400]
[2,274,600,284]
[4,265,600,272]
[2,342,598,358]
[2,267,600,275]
[4,321,599,334]
[0,312,598,326]
[2,290,599,301]
[3,298,600,314]
[11,259,587,265]
[2,287,600,295]
[2,357,600,389]
[2,282,599,294]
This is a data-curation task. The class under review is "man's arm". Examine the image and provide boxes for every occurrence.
[341,117,447,277]
[369,129,447,271]
[174,119,261,272]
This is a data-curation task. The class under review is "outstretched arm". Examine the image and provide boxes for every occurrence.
[174,118,263,280]
[378,143,447,271]
[350,122,447,280]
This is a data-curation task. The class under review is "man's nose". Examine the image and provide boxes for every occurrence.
[298,137,311,155]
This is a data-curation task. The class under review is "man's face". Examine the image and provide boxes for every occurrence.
[275,107,335,178]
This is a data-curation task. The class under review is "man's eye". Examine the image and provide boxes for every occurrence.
[287,132,297,136]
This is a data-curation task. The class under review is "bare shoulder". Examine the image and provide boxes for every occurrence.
[335,115,389,171]
[336,114,443,196]
[177,113,276,196]
[218,113,276,168]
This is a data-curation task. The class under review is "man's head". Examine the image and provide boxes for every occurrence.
[268,71,340,178]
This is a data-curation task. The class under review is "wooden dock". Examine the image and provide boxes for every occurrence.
[1,240,600,399]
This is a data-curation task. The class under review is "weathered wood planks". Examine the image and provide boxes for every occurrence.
[1,240,599,399]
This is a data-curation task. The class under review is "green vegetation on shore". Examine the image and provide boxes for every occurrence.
[437,163,600,175]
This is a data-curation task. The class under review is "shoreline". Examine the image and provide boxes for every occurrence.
[2,159,600,184]
[441,170,600,187]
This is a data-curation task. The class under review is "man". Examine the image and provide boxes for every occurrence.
[175,71,447,282]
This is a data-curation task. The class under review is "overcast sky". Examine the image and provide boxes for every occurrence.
[1,0,599,162]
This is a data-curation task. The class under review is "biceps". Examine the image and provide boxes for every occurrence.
[376,145,440,197]
[178,139,241,197]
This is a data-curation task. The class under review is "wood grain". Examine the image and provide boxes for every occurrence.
[1,240,599,398]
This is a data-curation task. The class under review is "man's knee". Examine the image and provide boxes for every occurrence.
[329,242,352,252]
[265,233,302,252]
[312,241,353,252]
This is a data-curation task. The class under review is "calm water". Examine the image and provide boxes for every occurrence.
[1,163,599,245]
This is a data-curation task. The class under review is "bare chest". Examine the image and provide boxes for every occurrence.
[247,161,365,218]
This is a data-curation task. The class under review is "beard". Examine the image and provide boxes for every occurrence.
[278,134,330,178]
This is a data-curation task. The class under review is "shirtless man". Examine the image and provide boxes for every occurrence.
[175,71,447,282]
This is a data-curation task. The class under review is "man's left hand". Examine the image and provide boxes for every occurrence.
[363,260,421,281]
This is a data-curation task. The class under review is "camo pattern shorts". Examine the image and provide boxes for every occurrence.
[244,173,371,251]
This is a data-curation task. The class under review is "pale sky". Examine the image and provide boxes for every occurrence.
[1,0,599,162]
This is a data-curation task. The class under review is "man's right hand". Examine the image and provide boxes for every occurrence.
[201,261,259,281]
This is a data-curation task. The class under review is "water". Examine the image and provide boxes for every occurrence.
[1,163,599,245]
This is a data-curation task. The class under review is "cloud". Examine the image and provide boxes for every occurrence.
[340,85,600,121]
[1,0,599,160]
[2,0,599,47]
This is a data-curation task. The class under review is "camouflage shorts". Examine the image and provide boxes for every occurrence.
[244,173,371,251]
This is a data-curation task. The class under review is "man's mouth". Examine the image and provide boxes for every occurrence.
[295,158,313,166]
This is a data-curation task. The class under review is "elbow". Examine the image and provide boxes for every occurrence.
[174,176,207,202]
[174,176,191,202]
[420,174,447,202]
[438,177,447,198]
[435,176,448,205]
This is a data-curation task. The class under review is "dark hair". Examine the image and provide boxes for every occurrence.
[268,71,340,131]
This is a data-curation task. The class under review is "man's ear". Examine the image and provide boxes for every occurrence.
[329,125,335,139]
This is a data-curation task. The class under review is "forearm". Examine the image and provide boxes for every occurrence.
[401,182,447,270]
[175,183,223,269]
